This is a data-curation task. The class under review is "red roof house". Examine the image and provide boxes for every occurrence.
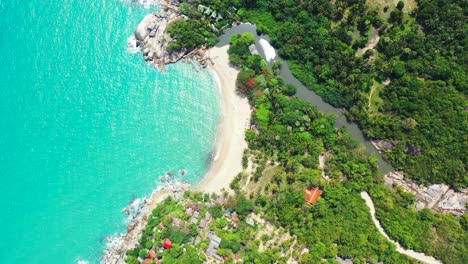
[231,213,240,222]
[163,238,172,249]
[306,187,322,205]
[143,259,150,264]
[149,250,157,260]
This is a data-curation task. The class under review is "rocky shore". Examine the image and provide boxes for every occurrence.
[100,182,190,264]
[131,0,210,70]
[384,171,467,216]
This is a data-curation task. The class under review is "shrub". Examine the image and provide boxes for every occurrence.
[284,84,297,96]
[138,249,149,259]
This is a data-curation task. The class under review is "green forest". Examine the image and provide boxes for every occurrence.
[235,0,467,189]
[127,0,468,263]
[168,0,467,188]
[227,31,466,263]
[126,24,466,262]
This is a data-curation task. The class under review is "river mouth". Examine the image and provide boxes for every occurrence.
[218,23,394,175]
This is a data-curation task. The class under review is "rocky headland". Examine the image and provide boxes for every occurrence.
[131,0,210,70]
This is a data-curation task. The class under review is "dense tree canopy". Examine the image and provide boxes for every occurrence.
[140,1,467,263]
[236,0,467,189]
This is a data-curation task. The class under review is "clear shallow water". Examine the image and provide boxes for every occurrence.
[0,1,219,263]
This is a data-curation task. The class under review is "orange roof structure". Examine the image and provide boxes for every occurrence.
[306,187,322,205]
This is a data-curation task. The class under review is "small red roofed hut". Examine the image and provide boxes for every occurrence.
[163,238,172,249]
[306,187,322,205]
[231,213,239,222]
[149,250,157,260]
[143,259,150,264]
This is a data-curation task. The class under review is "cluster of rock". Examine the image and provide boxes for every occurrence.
[131,0,211,70]
[132,6,185,70]
[371,139,395,152]
[385,171,467,216]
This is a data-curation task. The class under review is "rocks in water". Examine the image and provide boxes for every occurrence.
[385,171,467,216]
[134,14,156,41]
[131,1,207,70]
[132,6,186,69]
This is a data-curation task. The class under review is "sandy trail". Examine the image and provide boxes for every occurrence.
[360,192,442,264]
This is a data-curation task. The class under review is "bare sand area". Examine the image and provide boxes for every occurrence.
[196,45,251,194]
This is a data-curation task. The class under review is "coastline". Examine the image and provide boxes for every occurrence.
[101,182,189,264]
[101,45,251,262]
[196,45,251,194]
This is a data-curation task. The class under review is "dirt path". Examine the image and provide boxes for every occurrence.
[361,32,380,55]
[360,192,442,264]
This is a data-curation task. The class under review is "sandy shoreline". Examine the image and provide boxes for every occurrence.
[196,45,251,194]
[101,46,251,263]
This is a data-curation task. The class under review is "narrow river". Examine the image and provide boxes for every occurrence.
[217,24,394,174]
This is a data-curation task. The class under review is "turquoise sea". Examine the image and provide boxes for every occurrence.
[0,0,220,263]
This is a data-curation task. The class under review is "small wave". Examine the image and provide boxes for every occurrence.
[76,259,89,264]
[126,35,140,54]
[118,0,158,9]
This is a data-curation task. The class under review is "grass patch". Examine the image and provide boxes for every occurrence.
[367,0,417,19]
[368,80,384,115]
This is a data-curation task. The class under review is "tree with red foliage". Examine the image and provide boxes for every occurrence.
[245,77,257,89]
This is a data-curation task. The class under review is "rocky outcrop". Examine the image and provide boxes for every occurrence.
[438,189,468,213]
[130,0,209,70]
[385,171,467,216]
[132,7,187,70]
[371,139,395,152]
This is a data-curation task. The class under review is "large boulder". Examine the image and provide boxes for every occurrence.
[134,14,157,41]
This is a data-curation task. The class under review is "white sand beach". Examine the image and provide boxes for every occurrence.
[196,45,251,194]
